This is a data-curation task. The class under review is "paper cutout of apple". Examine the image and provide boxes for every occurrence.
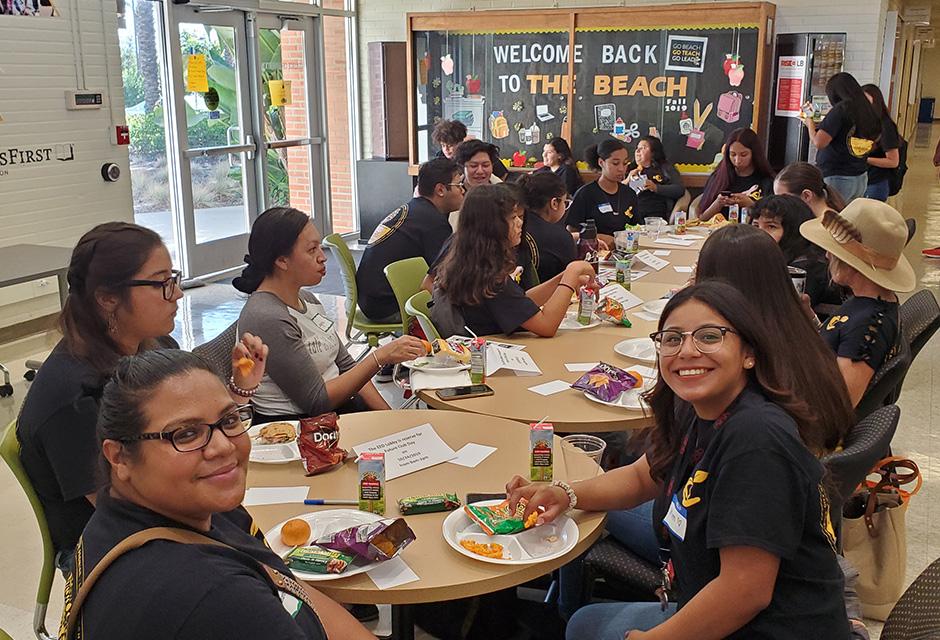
[723,54,734,76]
[512,151,527,167]
[728,63,745,87]
[441,53,454,76]
[466,74,481,95]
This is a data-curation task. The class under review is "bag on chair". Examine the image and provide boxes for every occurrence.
[842,456,921,621]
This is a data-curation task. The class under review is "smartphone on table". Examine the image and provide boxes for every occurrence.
[436,384,494,400]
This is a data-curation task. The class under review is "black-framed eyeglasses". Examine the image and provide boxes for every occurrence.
[447,182,467,194]
[117,404,253,453]
[650,325,737,357]
[125,270,182,301]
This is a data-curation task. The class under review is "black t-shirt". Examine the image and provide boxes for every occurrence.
[652,387,850,639]
[817,102,876,177]
[702,171,774,218]
[867,116,900,184]
[524,211,577,283]
[69,491,327,640]
[565,180,640,236]
[534,163,583,196]
[356,196,452,320]
[432,277,539,337]
[820,295,900,372]
[627,162,687,220]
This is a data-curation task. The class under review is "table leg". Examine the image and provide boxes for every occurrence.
[391,604,415,640]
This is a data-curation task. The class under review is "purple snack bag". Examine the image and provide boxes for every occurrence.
[316,518,416,562]
[571,362,642,403]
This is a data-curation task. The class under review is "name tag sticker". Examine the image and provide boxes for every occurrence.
[312,313,334,333]
[663,494,688,541]
[597,202,614,214]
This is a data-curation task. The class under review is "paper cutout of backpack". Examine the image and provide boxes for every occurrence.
[685,99,713,150]
[489,111,509,139]
[717,91,742,123]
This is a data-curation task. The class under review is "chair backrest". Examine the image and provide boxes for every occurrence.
[192,321,238,381]
[900,290,940,360]
[904,218,916,244]
[671,189,692,215]
[688,193,704,219]
[322,234,359,338]
[881,555,940,640]
[404,290,440,341]
[855,337,912,421]
[1,421,55,639]
[384,257,430,335]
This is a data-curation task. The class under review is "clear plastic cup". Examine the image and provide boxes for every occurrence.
[645,217,668,240]
[561,434,607,479]
[614,230,629,252]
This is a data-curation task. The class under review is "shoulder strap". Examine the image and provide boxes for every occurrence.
[64,526,316,640]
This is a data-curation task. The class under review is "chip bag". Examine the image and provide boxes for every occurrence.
[297,413,348,476]
[316,518,416,562]
[571,363,643,403]
[596,297,632,327]
[464,499,538,535]
[286,546,355,574]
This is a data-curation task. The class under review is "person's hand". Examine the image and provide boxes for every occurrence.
[644,179,658,193]
[505,475,570,525]
[716,194,732,209]
[231,333,268,390]
[799,293,819,326]
[730,193,753,208]
[598,238,610,252]
[376,335,427,365]
[627,166,643,180]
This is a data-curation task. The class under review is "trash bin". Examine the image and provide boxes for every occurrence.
[919,97,935,123]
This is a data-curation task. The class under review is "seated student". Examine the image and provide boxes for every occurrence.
[534,137,583,196]
[801,198,914,407]
[235,207,425,422]
[431,184,594,338]
[774,161,846,217]
[517,171,577,282]
[449,139,505,229]
[566,139,638,247]
[699,128,776,221]
[753,194,844,309]
[432,118,468,160]
[624,135,686,220]
[64,349,374,640]
[16,223,265,573]
[356,157,464,321]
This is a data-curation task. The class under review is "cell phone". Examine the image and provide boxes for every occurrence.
[436,384,494,400]
[466,492,506,505]
[719,190,732,197]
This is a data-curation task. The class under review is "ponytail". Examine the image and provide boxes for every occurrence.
[583,139,626,172]
[517,171,566,212]
[233,207,311,294]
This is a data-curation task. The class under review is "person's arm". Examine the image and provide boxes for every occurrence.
[867,148,900,169]
[519,261,595,337]
[652,165,687,201]
[38,396,100,507]
[699,194,726,221]
[837,357,874,407]
[803,106,834,149]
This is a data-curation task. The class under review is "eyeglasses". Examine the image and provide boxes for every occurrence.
[118,404,253,453]
[447,182,467,194]
[650,325,737,357]
[125,270,182,301]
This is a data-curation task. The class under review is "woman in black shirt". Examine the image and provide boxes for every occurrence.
[774,161,846,217]
[699,128,775,221]
[535,137,583,196]
[861,84,901,202]
[566,139,638,246]
[625,135,686,220]
[518,171,577,282]
[431,184,594,337]
[64,349,373,640]
[508,281,854,639]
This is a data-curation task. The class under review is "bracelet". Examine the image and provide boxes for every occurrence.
[371,351,384,369]
[558,282,576,295]
[228,376,259,398]
[552,480,578,512]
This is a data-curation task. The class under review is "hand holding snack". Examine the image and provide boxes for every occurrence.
[376,335,427,366]
[231,332,268,391]
[505,475,569,526]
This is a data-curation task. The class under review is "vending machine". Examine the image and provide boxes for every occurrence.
[767,33,846,170]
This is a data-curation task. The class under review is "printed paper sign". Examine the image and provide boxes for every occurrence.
[634,250,669,271]
[664,35,708,73]
[774,56,807,117]
[186,54,209,93]
[352,424,457,480]
[486,345,541,376]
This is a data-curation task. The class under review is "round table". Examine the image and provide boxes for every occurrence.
[246,410,607,608]
[621,249,697,287]
[638,229,708,252]
[419,280,674,432]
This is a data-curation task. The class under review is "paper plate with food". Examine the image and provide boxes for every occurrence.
[442,499,579,565]
[248,421,301,464]
[402,338,472,372]
[267,511,416,581]
[558,310,601,330]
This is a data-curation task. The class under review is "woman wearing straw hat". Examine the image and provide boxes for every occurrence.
[800,198,915,406]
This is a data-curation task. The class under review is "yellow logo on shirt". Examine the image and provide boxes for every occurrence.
[818,483,838,552]
[826,315,849,331]
[681,470,710,508]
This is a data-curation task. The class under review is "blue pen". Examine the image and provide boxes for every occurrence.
[304,499,358,506]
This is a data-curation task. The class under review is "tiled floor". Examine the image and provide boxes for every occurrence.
[0,125,938,639]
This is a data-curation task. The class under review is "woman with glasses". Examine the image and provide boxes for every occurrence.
[507,281,853,639]
[62,349,374,640]
[517,171,577,283]
[17,222,266,574]
[624,136,686,221]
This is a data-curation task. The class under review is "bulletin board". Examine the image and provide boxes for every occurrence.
[406,3,776,184]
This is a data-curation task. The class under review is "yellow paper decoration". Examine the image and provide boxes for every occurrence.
[186,54,209,93]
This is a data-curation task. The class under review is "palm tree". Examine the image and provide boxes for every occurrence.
[134,0,161,111]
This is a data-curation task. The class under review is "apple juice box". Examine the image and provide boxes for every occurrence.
[358,452,385,515]
[530,423,554,482]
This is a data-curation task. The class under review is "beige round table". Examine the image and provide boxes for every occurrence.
[246,410,606,615]
[419,280,676,432]
[620,249,697,287]
[638,230,708,252]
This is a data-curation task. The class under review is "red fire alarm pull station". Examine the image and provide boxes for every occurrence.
[115,125,130,146]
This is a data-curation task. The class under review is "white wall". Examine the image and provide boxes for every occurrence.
[0,1,131,328]
[356,0,890,157]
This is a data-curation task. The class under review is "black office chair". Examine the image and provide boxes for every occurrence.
[854,337,911,421]
[881,555,940,640]
[192,322,238,381]
[904,218,916,245]
[899,290,940,361]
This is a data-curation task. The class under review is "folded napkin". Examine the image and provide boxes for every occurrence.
[410,369,472,392]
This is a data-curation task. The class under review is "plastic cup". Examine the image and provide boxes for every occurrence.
[614,230,629,252]
[561,434,607,479]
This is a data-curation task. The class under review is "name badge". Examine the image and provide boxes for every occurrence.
[312,313,334,333]
[597,202,613,214]
[663,494,688,541]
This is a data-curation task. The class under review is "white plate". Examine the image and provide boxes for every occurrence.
[559,310,601,330]
[248,422,301,464]
[401,355,470,373]
[614,338,657,363]
[442,500,579,565]
[266,509,386,581]
[641,299,669,316]
[582,375,655,410]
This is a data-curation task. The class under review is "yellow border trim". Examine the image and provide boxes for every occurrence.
[676,163,721,173]
[452,29,568,35]
[577,24,759,32]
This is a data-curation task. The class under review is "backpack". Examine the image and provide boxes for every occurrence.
[888,136,908,196]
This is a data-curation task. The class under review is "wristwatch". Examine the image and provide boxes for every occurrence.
[552,480,578,512]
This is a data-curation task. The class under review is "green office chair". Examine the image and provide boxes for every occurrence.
[0,628,13,640]
[322,234,400,348]
[1,421,56,640]
[405,290,441,341]
[384,257,430,336]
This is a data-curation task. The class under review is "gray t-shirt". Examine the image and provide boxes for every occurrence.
[237,290,356,417]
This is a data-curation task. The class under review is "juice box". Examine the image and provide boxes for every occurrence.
[625,229,639,253]
[577,285,596,325]
[530,423,554,482]
[358,452,385,515]
[615,258,632,290]
[675,212,688,235]
[469,337,486,384]
[728,204,740,223]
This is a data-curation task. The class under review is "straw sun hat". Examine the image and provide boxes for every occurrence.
[800,198,915,293]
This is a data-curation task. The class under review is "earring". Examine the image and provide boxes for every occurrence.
[744,359,754,369]
[108,313,118,334]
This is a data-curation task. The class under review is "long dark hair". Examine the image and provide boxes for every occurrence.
[61,222,165,374]
[584,139,627,172]
[826,72,882,140]
[517,171,566,213]
[545,137,577,168]
[96,349,217,484]
[861,83,891,121]
[700,128,776,210]
[752,194,821,264]
[694,225,853,453]
[775,162,846,211]
[436,184,519,306]
[635,135,669,169]
[233,207,311,294]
